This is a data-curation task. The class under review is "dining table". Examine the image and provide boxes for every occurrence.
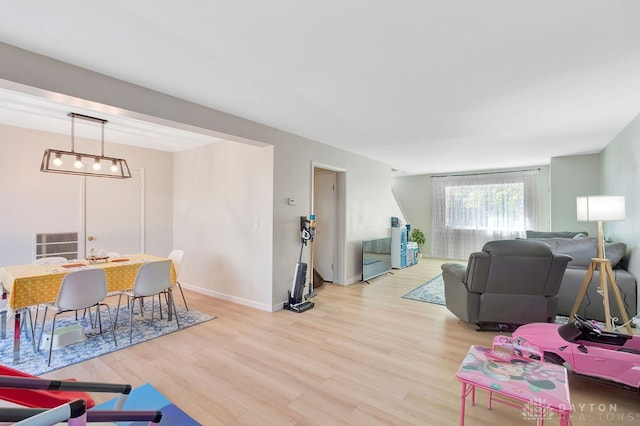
[0,254,176,363]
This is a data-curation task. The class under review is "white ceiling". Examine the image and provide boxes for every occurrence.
[0,86,223,151]
[1,1,639,174]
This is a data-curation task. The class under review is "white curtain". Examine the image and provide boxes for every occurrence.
[431,170,542,259]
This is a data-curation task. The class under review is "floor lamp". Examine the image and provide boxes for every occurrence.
[569,195,632,334]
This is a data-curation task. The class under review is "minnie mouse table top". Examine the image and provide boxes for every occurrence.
[456,345,571,425]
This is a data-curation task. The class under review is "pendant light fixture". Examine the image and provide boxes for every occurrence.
[40,112,132,179]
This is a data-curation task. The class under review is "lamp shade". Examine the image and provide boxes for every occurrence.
[576,195,625,222]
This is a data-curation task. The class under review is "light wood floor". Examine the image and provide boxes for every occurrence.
[43,258,639,425]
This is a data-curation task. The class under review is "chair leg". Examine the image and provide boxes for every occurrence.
[27,309,37,353]
[47,314,58,367]
[32,305,40,336]
[176,281,189,311]
[100,303,117,348]
[95,304,103,334]
[114,293,124,327]
[129,296,136,343]
[37,305,49,353]
[149,294,164,322]
[151,296,156,321]
[82,307,96,328]
[172,293,181,329]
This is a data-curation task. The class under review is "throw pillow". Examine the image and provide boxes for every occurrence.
[604,242,627,268]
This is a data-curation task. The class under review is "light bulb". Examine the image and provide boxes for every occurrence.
[110,160,119,172]
[92,159,101,171]
[52,153,63,166]
[74,156,83,169]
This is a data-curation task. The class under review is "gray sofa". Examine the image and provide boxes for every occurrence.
[526,232,637,323]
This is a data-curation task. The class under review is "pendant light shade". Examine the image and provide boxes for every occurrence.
[40,112,132,179]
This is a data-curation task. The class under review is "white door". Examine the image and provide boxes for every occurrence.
[314,170,336,282]
[84,169,144,257]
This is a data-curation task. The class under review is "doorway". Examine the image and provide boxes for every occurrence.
[312,164,346,285]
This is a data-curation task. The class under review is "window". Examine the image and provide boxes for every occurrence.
[445,183,525,231]
[432,170,541,259]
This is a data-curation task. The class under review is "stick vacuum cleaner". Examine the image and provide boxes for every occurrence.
[284,215,316,313]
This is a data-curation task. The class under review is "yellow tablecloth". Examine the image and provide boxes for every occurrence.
[0,254,176,310]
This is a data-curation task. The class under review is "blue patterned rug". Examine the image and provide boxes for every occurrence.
[402,274,446,305]
[1,305,215,376]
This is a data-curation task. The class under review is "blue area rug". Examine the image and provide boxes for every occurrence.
[402,274,446,305]
[0,306,215,376]
[95,383,201,425]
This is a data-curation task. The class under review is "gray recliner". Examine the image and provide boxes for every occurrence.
[441,240,572,329]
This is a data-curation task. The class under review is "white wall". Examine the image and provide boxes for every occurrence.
[0,124,173,265]
[173,141,274,310]
[392,175,431,255]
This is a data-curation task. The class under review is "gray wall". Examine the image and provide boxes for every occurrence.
[393,117,640,314]
[601,113,640,284]
[549,154,600,235]
[550,114,640,315]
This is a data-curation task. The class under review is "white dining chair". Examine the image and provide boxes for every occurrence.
[115,261,180,342]
[33,257,68,266]
[167,249,189,311]
[39,268,117,366]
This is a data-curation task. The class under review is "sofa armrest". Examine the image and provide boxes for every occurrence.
[441,263,466,282]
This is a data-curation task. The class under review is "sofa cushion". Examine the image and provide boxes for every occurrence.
[526,230,589,239]
[528,237,626,268]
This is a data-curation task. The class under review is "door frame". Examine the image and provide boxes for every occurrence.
[80,167,145,258]
[311,161,346,285]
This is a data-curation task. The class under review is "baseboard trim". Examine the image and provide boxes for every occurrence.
[177,282,275,312]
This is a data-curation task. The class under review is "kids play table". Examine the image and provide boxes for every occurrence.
[456,345,571,425]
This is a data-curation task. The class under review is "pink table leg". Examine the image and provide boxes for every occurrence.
[459,381,479,425]
[559,412,569,426]
[460,382,467,426]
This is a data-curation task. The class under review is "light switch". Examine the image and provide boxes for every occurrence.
[288,198,297,206]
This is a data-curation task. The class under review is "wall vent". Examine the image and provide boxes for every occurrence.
[35,232,79,260]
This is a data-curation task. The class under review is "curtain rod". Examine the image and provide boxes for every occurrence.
[430,167,541,178]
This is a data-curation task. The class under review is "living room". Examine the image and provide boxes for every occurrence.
[1,3,640,423]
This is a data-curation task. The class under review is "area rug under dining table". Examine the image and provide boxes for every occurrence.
[0,306,215,376]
